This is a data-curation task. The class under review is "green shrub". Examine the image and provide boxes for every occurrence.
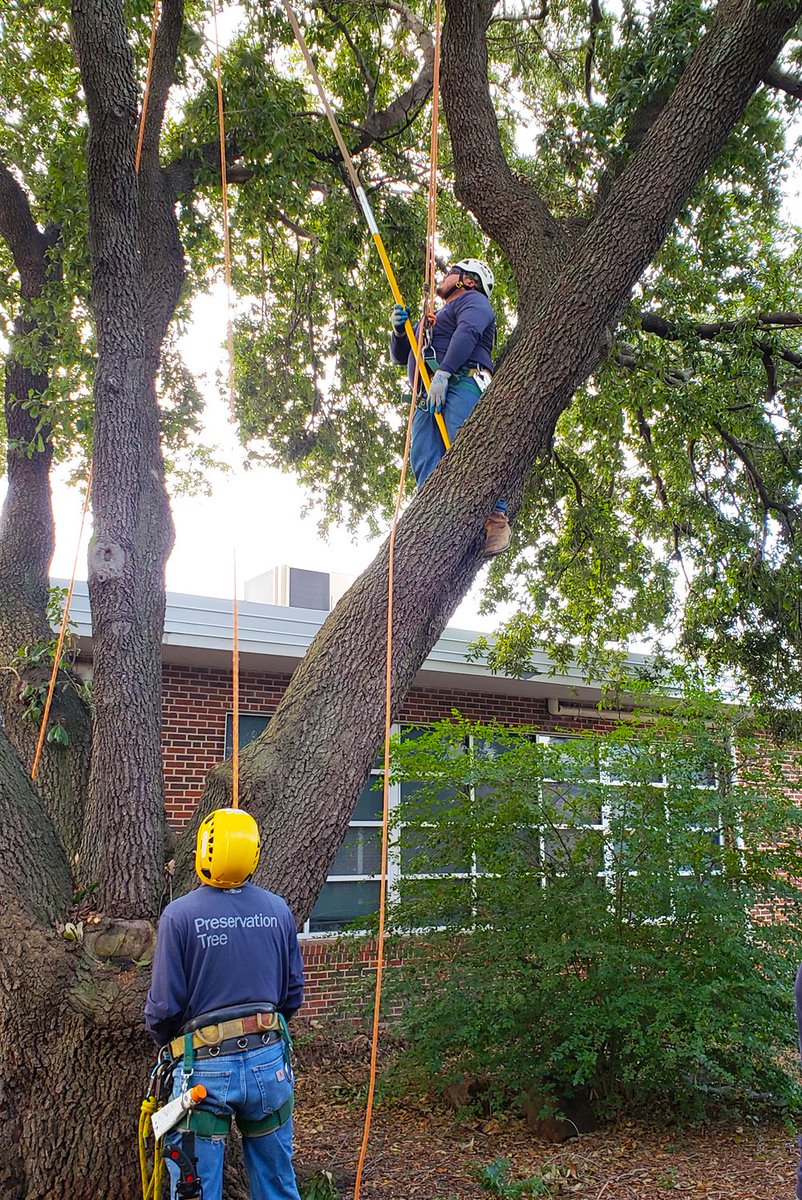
[383,707,802,1121]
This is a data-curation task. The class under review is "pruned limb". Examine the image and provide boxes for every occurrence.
[764,62,802,99]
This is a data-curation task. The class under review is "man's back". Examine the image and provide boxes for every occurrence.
[145,881,304,1044]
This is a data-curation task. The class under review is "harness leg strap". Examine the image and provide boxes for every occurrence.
[237,1094,295,1137]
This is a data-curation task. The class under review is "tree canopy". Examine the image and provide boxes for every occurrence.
[4,0,802,707]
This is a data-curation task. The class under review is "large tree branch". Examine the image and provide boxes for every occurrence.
[348,0,435,152]
[0,160,49,296]
[137,0,184,171]
[441,0,566,311]
[764,62,802,98]
[640,310,802,367]
[0,160,92,854]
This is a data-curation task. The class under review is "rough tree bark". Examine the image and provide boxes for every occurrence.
[0,163,92,860]
[1,0,800,1195]
[72,0,177,917]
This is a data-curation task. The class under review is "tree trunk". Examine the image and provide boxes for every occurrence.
[0,165,93,858]
[71,0,176,918]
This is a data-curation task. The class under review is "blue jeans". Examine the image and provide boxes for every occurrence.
[411,375,506,513]
[165,1039,300,1200]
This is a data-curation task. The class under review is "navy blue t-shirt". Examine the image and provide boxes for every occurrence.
[390,288,495,386]
[144,882,305,1045]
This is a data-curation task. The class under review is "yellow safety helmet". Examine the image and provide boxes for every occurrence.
[195,808,261,888]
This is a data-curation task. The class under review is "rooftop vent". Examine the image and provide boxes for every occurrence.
[244,566,351,611]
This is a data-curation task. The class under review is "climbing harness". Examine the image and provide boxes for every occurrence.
[140,1012,295,1198]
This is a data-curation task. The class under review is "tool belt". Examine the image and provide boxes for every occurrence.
[170,1011,281,1060]
[414,353,492,408]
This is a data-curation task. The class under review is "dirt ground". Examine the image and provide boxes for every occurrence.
[291,1029,799,1200]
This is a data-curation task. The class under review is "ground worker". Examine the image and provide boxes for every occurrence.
[145,807,305,1200]
[390,257,510,555]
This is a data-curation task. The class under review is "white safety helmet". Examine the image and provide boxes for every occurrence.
[452,258,495,298]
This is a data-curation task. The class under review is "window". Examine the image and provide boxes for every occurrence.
[224,712,270,758]
[305,749,391,934]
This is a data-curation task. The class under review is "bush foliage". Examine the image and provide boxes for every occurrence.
[382,708,802,1120]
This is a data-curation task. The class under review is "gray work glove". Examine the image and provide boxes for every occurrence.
[427,369,450,413]
[391,304,410,333]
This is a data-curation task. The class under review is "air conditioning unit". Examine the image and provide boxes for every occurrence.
[244,567,352,611]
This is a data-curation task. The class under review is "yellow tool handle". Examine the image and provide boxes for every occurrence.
[376,237,450,448]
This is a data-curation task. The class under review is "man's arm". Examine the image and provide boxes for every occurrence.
[280,918,305,1020]
[389,326,412,365]
[144,912,189,1045]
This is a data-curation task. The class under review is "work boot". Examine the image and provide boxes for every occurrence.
[483,510,511,556]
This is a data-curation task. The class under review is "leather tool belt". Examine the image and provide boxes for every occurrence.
[170,1011,281,1060]
[194,1031,281,1059]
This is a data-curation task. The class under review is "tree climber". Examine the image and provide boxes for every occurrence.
[145,808,305,1200]
[390,258,511,555]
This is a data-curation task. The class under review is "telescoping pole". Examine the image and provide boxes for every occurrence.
[278,0,451,451]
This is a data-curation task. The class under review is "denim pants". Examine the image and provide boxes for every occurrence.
[165,1039,300,1200]
[410,375,506,513]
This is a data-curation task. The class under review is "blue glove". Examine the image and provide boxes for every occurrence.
[391,304,410,333]
[427,369,450,413]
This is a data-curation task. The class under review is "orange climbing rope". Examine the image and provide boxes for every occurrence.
[266,3,445,1194]
[135,0,161,173]
[208,0,241,805]
[32,4,164,779]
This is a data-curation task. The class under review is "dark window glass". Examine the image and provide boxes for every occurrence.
[309,880,380,932]
[224,713,270,759]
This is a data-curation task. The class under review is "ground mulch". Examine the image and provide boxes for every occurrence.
[291,1029,798,1200]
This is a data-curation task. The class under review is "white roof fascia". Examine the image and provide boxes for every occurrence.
[56,579,649,703]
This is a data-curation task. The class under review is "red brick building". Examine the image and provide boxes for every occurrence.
[66,568,642,1016]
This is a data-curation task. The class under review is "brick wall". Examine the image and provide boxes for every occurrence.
[161,662,612,1014]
